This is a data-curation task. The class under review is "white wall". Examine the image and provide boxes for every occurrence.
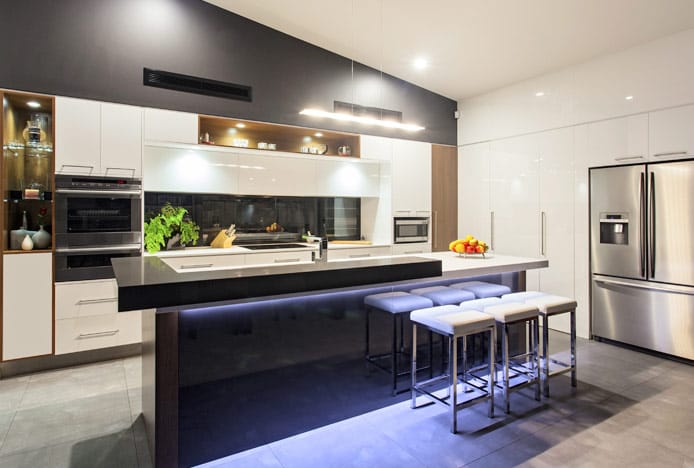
[457,28,694,340]
[459,28,694,145]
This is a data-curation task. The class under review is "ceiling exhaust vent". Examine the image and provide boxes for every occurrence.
[143,68,252,102]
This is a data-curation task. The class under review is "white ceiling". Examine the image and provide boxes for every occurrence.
[205,0,694,100]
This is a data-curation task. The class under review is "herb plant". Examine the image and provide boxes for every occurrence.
[144,203,200,254]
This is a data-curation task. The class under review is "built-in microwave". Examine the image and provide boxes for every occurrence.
[393,217,429,244]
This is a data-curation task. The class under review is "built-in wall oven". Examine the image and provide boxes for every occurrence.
[393,217,429,244]
[55,175,142,281]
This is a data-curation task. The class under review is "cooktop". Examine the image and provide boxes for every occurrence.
[241,243,310,250]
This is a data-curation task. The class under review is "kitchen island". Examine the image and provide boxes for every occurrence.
[113,253,547,468]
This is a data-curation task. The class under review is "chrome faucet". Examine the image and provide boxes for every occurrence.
[307,235,328,262]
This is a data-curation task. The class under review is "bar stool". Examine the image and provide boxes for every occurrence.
[410,306,496,433]
[410,286,476,373]
[524,295,577,397]
[364,292,434,395]
[482,302,541,413]
[450,281,511,299]
[503,292,577,397]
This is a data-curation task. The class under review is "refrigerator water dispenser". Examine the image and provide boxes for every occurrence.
[599,213,629,245]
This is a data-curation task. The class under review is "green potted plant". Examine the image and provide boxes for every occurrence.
[144,203,200,254]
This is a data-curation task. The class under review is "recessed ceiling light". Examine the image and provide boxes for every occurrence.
[236,123,246,128]
[625,95,634,100]
[535,91,545,97]
[314,132,323,137]
[413,58,428,70]
[303,136,312,143]
[27,101,41,108]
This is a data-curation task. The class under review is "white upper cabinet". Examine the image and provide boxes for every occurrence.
[55,97,101,174]
[391,139,431,215]
[101,103,142,177]
[56,97,143,176]
[586,114,648,167]
[144,108,198,144]
[360,135,392,161]
[237,153,316,197]
[649,104,694,161]
[315,159,379,197]
[143,145,239,194]
[458,142,491,242]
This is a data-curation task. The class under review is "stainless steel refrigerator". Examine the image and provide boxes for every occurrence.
[590,160,694,361]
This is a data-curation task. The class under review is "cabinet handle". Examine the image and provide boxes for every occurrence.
[77,329,119,339]
[614,155,645,161]
[274,258,301,263]
[349,253,371,258]
[105,167,136,174]
[404,250,423,254]
[395,209,411,213]
[55,189,142,196]
[433,211,438,249]
[653,151,687,158]
[490,211,495,249]
[60,164,94,172]
[541,211,547,256]
[76,297,118,305]
[180,263,213,269]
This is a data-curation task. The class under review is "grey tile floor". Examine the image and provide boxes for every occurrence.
[0,331,692,467]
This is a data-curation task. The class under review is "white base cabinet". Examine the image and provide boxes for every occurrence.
[391,243,432,256]
[55,279,141,355]
[2,253,53,361]
[328,246,392,260]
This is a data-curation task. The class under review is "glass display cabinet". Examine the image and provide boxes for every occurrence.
[2,91,54,252]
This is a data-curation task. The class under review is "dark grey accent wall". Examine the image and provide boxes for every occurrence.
[0,0,456,145]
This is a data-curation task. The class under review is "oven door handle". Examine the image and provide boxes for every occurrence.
[56,244,141,254]
[55,189,142,196]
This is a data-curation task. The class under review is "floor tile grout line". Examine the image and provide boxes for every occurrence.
[267,443,289,468]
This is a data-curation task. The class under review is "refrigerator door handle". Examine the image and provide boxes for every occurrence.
[593,275,694,296]
[650,171,656,278]
[639,172,646,277]
[541,211,546,256]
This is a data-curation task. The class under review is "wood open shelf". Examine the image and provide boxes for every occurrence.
[199,115,361,158]
[2,90,55,252]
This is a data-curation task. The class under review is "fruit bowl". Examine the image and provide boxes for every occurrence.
[449,235,490,257]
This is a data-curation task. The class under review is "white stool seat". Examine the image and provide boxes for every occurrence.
[413,310,494,337]
[459,297,507,310]
[410,304,461,322]
[483,302,539,323]
[525,295,577,316]
[501,291,545,302]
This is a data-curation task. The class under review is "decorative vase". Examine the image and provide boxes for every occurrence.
[165,233,184,250]
[21,234,34,251]
[32,225,51,249]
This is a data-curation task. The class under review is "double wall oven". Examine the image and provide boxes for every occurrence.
[55,175,142,281]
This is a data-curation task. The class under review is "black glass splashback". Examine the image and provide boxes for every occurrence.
[144,193,360,245]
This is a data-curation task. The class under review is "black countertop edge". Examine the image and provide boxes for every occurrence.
[114,256,442,312]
